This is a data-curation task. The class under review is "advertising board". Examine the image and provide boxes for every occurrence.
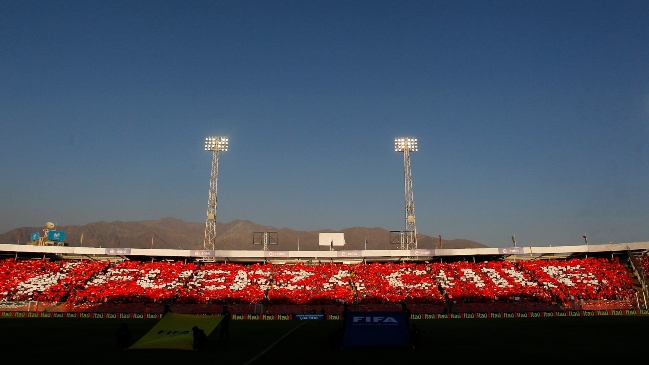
[342,311,411,348]
[105,248,131,255]
[47,230,66,242]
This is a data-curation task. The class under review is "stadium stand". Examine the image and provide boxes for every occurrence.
[517,257,635,303]
[436,260,551,304]
[0,255,641,314]
[352,262,444,305]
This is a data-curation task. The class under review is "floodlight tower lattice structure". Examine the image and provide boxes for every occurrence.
[395,137,418,250]
[204,136,228,250]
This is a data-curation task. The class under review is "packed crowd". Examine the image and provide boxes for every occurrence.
[517,257,634,303]
[436,260,550,303]
[0,256,638,309]
[352,262,444,304]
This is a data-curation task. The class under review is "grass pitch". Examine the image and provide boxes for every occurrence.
[2,316,647,364]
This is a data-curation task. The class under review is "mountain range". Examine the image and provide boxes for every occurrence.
[0,217,486,250]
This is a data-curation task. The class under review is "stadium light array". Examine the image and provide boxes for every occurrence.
[205,136,228,152]
[394,137,418,152]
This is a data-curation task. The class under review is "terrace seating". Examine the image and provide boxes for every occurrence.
[452,301,562,313]
[171,303,258,314]
[516,257,635,303]
[182,262,268,304]
[50,302,163,313]
[579,299,636,310]
[356,303,402,312]
[407,303,447,314]
[0,258,108,302]
[435,260,550,304]
[49,302,96,312]
[265,304,337,315]
[171,303,220,314]
[0,257,640,312]
[267,263,353,305]
[352,262,444,304]
[0,301,32,311]
[68,260,195,304]
[0,301,54,312]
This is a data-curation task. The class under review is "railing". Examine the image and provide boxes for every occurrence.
[627,251,648,309]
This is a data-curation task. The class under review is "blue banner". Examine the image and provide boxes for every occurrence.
[30,232,39,242]
[47,230,66,242]
[342,311,411,348]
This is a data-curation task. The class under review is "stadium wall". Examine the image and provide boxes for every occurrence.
[2,309,648,320]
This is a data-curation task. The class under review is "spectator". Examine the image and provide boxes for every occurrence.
[401,302,411,329]
[192,326,207,350]
[115,323,130,350]
[220,305,230,341]
[410,323,420,349]
[162,304,171,317]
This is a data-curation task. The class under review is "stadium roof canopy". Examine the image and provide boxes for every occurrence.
[0,242,647,263]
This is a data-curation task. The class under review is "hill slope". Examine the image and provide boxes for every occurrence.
[0,218,486,250]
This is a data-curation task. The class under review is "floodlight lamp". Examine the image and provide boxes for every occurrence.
[394,137,418,152]
[204,136,229,151]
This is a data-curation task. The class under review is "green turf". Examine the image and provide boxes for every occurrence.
[2,317,647,364]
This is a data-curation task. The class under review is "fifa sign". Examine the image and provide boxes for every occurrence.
[352,316,399,324]
[343,311,410,348]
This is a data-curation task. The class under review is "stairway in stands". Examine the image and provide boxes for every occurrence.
[627,252,648,309]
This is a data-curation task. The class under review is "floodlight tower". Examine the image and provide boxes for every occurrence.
[394,137,418,249]
[204,136,228,250]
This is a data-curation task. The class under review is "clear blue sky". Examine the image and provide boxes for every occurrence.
[1,1,648,247]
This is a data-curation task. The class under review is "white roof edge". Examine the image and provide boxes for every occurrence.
[0,242,647,259]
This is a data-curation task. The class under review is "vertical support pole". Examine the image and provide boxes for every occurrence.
[404,148,417,250]
[204,150,219,250]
